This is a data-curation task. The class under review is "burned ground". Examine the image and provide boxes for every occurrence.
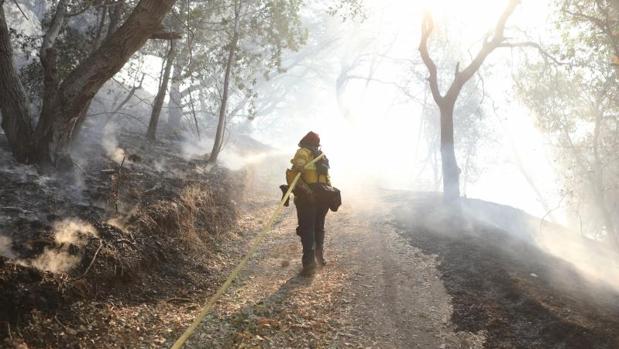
[391,192,619,349]
[0,131,269,348]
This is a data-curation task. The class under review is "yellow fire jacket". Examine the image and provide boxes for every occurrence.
[289,147,330,185]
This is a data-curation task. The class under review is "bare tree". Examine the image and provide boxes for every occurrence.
[0,0,176,167]
[418,0,519,200]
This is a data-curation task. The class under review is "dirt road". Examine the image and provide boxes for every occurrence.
[183,200,484,348]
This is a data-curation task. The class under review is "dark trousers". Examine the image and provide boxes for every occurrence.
[294,199,329,268]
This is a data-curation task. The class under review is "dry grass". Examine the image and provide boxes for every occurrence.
[132,183,237,251]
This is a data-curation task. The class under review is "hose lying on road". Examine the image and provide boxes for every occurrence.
[171,153,325,349]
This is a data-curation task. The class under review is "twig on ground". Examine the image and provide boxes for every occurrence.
[74,239,103,280]
[6,322,12,341]
[165,297,193,304]
[116,238,137,249]
[73,160,87,175]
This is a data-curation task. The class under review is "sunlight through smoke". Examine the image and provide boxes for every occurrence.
[535,224,619,291]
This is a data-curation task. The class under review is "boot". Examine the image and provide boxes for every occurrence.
[315,246,327,266]
[300,262,316,277]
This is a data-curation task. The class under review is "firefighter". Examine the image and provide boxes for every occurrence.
[290,131,332,276]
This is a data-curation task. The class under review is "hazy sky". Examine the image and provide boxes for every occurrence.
[261,0,563,220]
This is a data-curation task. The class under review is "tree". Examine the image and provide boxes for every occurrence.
[517,0,618,245]
[146,38,178,141]
[0,0,176,167]
[168,0,306,163]
[208,0,241,164]
[418,0,519,200]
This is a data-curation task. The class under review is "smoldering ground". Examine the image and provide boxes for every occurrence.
[389,192,619,348]
[0,122,256,346]
[0,219,97,274]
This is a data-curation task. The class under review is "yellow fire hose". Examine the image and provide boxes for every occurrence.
[171,153,325,349]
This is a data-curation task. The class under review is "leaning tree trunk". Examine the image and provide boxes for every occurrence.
[0,0,177,167]
[36,0,177,165]
[147,40,176,141]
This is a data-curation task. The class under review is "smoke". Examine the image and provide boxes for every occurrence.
[6,218,99,274]
[153,159,167,172]
[52,218,98,247]
[181,135,286,171]
[219,148,286,171]
[180,135,214,162]
[0,235,16,259]
[102,123,127,164]
[534,222,619,291]
[459,199,619,292]
[30,249,81,274]
[106,217,127,231]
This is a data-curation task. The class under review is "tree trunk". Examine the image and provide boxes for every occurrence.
[30,0,177,166]
[167,59,183,133]
[0,5,34,163]
[166,0,186,135]
[147,40,176,141]
[91,5,107,52]
[209,0,240,164]
[439,104,460,200]
[107,1,124,38]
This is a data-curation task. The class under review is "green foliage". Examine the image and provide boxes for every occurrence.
[11,1,108,104]
[173,0,308,126]
[327,0,366,21]
[9,27,41,100]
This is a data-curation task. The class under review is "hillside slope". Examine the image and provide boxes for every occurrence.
[391,192,619,348]
[0,131,274,348]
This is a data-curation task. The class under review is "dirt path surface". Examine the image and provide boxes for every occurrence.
[182,200,484,348]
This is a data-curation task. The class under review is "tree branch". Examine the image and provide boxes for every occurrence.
[497,41,570,66]
[150,25,182,40]
[418,13,443,105]
[40,0,68,64]
[446,0,519,102]
[10,0,29,20]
